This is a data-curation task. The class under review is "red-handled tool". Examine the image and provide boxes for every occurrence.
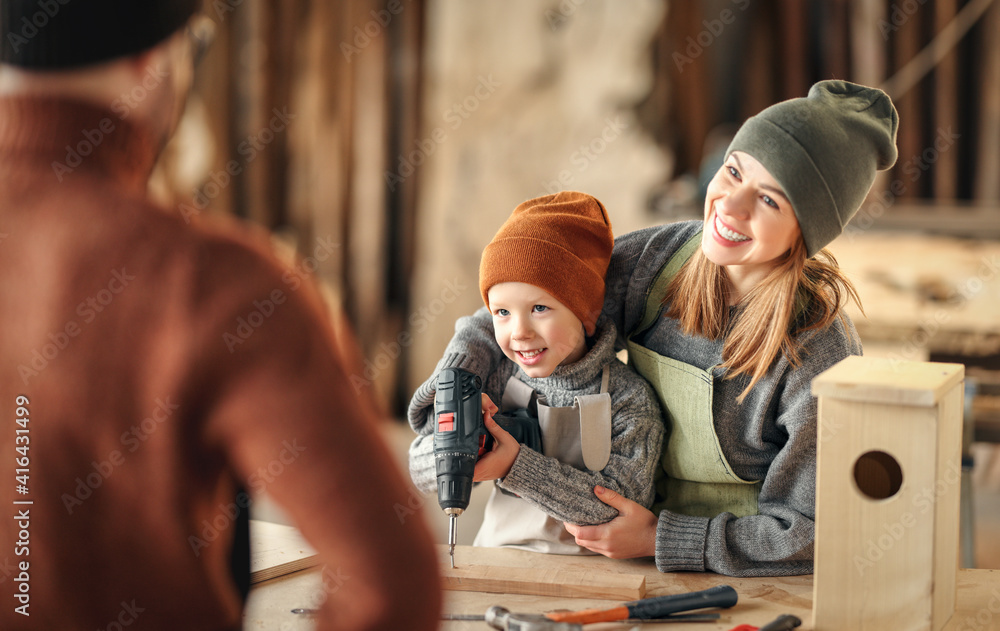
[729,614,802,631]
[545,585,738,624]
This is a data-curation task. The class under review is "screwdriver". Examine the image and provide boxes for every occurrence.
[545,584,738,624]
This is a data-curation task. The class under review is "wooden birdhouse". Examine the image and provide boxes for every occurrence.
[811,356,964,631]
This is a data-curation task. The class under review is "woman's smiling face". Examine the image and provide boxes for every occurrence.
[702,151,802,277]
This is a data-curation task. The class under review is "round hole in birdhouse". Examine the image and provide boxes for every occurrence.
[853,450,903,500]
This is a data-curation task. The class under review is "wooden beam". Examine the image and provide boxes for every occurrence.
[975,0,1000,201]
[441,564,646,601]
[891,1,925,199]
[850,0,886,86]
[850,201,1000,238]
[933,0,959,200]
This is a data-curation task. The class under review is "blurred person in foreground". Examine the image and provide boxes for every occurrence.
[0,1,441,629]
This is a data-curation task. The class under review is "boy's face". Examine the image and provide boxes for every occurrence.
[487,282,587,379]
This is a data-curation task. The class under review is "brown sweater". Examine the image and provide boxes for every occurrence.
[0,96,440,630]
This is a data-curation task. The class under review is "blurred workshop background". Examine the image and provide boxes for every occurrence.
[149,0,1000,566]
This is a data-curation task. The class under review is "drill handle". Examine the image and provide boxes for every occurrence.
[488,410,543,454]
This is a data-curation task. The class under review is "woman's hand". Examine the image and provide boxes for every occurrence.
[564,486,658,558]
[473,395,520,482]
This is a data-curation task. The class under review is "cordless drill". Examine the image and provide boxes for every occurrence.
[433,367,541,568]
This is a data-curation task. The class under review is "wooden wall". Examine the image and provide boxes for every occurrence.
[154,0,425,415]
[644,0,1000,211]
[153,0,1000,417]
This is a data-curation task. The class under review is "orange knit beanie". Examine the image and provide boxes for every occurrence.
[479,191,613,336]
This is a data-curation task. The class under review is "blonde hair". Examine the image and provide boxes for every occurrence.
[664,237,862,402]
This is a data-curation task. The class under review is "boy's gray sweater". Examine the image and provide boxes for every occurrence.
[409,221,862,577]
[408,317,664,526]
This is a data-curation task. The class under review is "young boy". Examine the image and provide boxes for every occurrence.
[408,191,663,554]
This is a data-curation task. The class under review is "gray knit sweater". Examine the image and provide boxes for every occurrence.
[410,220,862,577]
[408,317,664,526]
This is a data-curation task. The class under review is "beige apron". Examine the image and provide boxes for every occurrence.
[474,367,612,554]
[626,232,761,519]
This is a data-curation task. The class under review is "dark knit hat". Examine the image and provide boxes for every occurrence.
[480,191,613,336]
[1,0,200,69]
[726,80,899,257]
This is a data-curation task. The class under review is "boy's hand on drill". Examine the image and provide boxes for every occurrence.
[480,393,498,421]
[474,397,520,481]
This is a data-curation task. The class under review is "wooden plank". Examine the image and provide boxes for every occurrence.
[249,520,318,584]
[933,385,963,630]
[812,356,965,407]
[441,564,646,601]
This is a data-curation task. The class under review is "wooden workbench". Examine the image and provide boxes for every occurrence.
[243,542,1000,630]
[830,230,1000,359]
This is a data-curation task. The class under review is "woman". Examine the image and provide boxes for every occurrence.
[419,80,898,576]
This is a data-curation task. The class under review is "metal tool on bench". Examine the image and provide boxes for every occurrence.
[442,609,720,627]
[433,367,542,568]
[443,585,737,628]
[486,606,579,631]
[545,585,738,624]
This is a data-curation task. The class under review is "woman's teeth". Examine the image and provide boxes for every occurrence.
[716,216,750,242]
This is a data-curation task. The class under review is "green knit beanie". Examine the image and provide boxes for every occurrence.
[726,80,899,257]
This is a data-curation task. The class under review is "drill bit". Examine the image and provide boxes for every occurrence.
[448,513,457,568]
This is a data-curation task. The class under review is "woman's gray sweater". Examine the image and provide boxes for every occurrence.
[409,220,862,577]
[408,317,664,526]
